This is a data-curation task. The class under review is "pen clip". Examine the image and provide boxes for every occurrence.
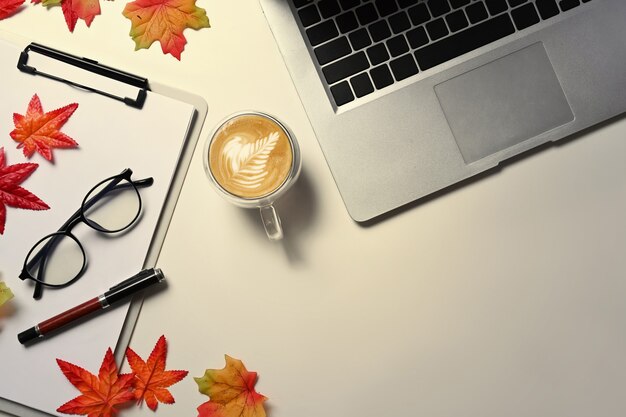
[108,268,156,292]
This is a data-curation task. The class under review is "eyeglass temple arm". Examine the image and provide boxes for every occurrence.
[31,175,154,259]
[77,176,153,214]
[30,250,53,299]
[29,176,154,298]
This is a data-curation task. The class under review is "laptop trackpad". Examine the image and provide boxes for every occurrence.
[435,42,574,164]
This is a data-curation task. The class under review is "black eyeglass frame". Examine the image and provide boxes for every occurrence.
[19,168,153,299]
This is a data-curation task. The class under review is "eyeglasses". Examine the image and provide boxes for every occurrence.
[19,169,153,299]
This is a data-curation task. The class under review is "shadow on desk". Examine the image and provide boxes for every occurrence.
[239,168,318,264]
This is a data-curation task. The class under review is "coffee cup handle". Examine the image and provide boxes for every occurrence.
[260,205,283,240]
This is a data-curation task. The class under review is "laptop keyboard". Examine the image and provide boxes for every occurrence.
[292,0,592,107]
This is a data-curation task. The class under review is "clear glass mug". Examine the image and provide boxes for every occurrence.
[203,111,301,240]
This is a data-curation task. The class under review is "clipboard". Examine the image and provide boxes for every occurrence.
[0,31,207,417]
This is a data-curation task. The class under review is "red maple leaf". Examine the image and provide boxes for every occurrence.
[194,355,268,417]
[125,335,188,411]
[10,94,79,161]
[61,0,101,32]
[57,348,136,417]
[30,0,101,32]
[0,147,49,235]
[0,0,25,19]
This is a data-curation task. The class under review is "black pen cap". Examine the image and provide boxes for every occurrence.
[18,326,40,345]
[104,268,165,305]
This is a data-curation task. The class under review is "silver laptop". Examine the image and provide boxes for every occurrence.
[259,0,626,221]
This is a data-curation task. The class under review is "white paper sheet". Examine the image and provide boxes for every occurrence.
[0,38,195,415]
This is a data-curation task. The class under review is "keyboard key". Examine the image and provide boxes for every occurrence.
[315,36,352,65]
[559,0,580,11]
[389,11,411,34]
[449,0,471,8]
[535,0,559,19]
[366,43,390,65]
[330,81,355,105]
[375,0,399,17]
[426,18,449,41]
[390,54,419,81]
[350,72,375,97]
[349,28,372,50]
[407,3,430,25]
[306,20,339,46]
[355,3,378,25]
[293,0,314,8]
[446,10,469,32]
[485,0,508,15]
[428,0,451,17]
[323,51,370,84]
[415,13,515,70]
[298,5,321,27]
[319,0,342,19]
[369,20,392,42]
[511,3,540,30]
[508,0,527,7]
[336,11,359,33]
[398,0,418,7]
[466,1,489,23]
[387,35,410,57]
[339,0,360,10]
[370,64,394,89]
[406,26,429,49]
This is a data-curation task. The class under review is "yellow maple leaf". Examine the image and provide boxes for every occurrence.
[0,281,13,307]
[195,355,268,417]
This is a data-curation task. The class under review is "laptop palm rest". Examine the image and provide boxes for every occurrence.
[435,42,574,164]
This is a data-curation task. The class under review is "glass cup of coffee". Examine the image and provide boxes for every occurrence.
[203,111,301,240]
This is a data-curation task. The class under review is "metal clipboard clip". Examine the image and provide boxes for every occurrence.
[17,43,149,109]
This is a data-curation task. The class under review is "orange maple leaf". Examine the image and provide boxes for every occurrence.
[10,94,79,161]
[125,335,188,411]
[122,0,210,60]
[57,348,136,417]
[194,355,268,417]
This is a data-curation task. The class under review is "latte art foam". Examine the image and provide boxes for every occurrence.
[209,114,294,199]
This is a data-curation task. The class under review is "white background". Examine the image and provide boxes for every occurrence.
[1,1,625,417]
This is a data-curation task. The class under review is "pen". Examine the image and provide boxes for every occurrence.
[18,268,165,345]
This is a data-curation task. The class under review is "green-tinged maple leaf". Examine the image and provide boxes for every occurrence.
[194,355,268,417]
[57,348,136,417]
[122,0,210,60]
[125,335,188,411]
[0,282,13,306]
[10,94,79,162]
[35,0,61,6]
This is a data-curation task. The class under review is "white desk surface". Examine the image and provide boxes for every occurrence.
[2,1,626,417]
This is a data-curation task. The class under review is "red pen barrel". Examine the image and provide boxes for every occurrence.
[38,297,102,335]
[18,268,164,344]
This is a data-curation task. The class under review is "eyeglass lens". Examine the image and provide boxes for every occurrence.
[25,233,84,286]
[25,175,143,287]
[82,176,142,233]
